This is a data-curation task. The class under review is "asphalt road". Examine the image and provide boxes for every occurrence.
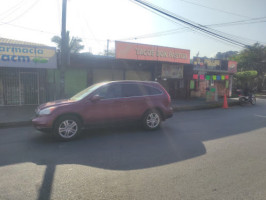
[1,99,266,200]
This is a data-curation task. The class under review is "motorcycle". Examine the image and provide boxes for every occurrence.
[236,89,256,105]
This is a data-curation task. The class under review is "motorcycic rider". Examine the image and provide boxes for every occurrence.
[243,83,251,98]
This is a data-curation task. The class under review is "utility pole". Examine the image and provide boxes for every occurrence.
[60,0,67,98]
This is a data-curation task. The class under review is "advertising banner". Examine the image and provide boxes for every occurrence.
[115,41,190,64]
[161,64,183,78]
[193,57,221,69]
[0,43,57,69]
[228,61,237,73]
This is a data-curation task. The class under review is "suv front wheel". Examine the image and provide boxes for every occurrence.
[54,115,81,141]
[143,110,161,130]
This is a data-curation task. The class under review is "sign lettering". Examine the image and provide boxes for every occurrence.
[0,43,57,69]
[116,41,190,64]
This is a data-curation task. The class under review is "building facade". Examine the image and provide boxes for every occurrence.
[1,38,236,106]
[115,41,193,99]
[190,57,237,101]
[0,38,57,106]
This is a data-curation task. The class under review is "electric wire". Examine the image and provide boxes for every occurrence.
[122,17,266,42]
[0,0,27,20]
[0,22,58,35]
[130,0,249,47]
[146,1,266,45]
[179,0,251,19]
[71,2,106,52]
[0,0,40,24]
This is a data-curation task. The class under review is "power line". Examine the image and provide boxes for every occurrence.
[0,0,40,24]
[0,22,58,35]
[0,0,26,19]
[130,1,266,46]
[179,0,251,19]
[130,0,249,47]
[122,17,266,41]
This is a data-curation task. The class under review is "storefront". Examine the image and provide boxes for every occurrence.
[0,39,57,105]
[190,57,237,101]
[115,41,193,99]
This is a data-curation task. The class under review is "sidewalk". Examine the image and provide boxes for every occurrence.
[0,98,239,128]
[171,97,239,111]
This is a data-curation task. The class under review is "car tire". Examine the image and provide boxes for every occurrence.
[239,97,245,105]
[142,109,161,130]
[250,97,256,105]
[54,115,81,141]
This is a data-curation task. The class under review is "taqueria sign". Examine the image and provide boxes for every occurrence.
[0,42,57,69]
[115,41,190,64]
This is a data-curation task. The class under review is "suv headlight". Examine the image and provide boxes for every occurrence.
[39,107,56,116]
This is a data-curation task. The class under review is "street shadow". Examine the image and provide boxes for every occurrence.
[1,100,266,200]
[0,124,207,200]
[1,103,266,171]
[0,124,206,170]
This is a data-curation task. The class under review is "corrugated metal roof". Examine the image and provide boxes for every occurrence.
[0,37,48,47]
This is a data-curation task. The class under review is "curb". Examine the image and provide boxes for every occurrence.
[0,101,240,128]
[172,101,240,111]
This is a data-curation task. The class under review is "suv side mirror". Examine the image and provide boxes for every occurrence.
[91,95,102,102]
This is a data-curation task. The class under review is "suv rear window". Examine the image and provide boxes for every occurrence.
[96,83,163,99]
[122,83,162,97]
[122,84,142,97]
[140,85,162,95]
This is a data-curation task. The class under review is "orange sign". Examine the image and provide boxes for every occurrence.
[115,41,190,64]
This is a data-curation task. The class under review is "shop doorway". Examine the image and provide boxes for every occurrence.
[0,68,43,106]
[167,79,186,99]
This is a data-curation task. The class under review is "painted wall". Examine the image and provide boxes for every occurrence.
[65,69,87,97]
[125,70,151,81]
[46,68,87,99]
[93,69,124,83]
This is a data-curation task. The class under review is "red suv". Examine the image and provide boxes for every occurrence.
[32,81,173,140]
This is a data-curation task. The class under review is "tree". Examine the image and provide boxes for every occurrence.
[51,31,84,53]
[231,43,266,91]
[215,51,238,60]
[234,70,258,90]
[99,49,115,57]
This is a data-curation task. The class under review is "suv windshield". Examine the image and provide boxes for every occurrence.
[70,82,107,101]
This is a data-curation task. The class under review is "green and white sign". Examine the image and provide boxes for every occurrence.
[0,43,57,69]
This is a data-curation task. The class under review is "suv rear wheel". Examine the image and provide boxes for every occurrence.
[54,115,81,141]
[143,110,161,130]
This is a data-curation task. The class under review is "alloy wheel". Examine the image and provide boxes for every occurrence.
[146,112,160,129]
[58,120,78,139]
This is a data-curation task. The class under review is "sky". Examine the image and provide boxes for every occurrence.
[0,0,266,58]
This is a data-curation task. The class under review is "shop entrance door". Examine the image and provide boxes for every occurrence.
[19,72,39,105]
[168,79,178,99]
[168,79,186,99]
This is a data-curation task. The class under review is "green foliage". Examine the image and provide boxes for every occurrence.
[51,31,84,53]
[235,70,258,80]
[215,51,238,60]
[231,43,266,91]
[231,43,266,71]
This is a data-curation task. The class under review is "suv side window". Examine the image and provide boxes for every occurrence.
[139,85,162,96]
[96,84,122,99]
[122,84,142,97]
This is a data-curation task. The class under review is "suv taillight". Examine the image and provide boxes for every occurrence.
[161,86,171,104]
